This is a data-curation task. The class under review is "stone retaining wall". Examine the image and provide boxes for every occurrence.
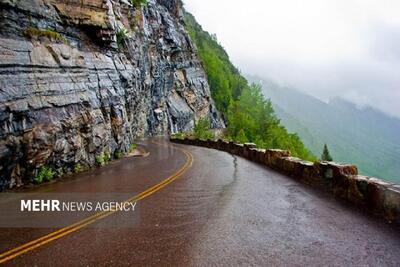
[171,137,400,224]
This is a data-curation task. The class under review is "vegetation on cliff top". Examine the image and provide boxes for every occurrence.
[184,12,315,161]
[184,13,247,115]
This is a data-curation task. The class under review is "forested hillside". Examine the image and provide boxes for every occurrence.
[184,12,315,161]
[250,76,400,183]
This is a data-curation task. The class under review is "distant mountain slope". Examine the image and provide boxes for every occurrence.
[248,76,400,183]
[184,13,315,160]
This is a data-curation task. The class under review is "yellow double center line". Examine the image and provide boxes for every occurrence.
[0,141,193,264]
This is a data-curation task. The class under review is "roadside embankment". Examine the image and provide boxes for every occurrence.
[171,137,400,224]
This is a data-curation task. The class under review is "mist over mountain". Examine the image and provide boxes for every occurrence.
[248,76,400,183]
[185,0,400,119]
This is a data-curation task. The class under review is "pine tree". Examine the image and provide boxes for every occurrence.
[321,144,333,161]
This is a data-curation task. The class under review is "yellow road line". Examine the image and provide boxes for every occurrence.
[0,141,193,264]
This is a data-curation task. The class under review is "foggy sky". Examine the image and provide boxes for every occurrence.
[184,0,400,118]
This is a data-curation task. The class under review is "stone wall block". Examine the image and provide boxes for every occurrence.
[254,149,266,164]
[347,175,369,205]
[383,187,400,222]
[265,149,291,168]
[221,140,230,152]
[366,178,390,214]
[232,144,244,157]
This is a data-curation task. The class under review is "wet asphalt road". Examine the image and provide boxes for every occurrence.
[0,138,399,266]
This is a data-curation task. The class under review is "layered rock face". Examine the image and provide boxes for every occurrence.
[0,0,223,189]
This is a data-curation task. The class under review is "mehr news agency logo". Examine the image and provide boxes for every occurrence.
[20,199,137,212]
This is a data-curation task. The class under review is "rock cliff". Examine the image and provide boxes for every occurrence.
[0,0,223,189]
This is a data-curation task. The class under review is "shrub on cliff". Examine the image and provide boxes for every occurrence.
[115,151,124,159]
[24,27,68,44]
[116,28,129,48]
[131,0,147,8]
[74,163,83,174]
[95,154,105,166]
[129,144,137,153]
[33,166,56,184]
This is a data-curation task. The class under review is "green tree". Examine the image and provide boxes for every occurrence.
[236,129,248,143]
[321,144,333,161]
[194,118,214,140]
[225,84,315,160]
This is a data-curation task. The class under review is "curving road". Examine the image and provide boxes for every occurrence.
[0,138,399,266]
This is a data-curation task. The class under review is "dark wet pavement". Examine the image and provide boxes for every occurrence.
[1,138,399,266]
